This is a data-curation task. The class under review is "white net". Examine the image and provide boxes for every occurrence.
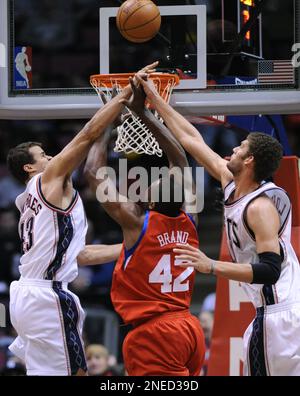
[90,74,179,157]
[90,77,123,103]
[115,114,162,156]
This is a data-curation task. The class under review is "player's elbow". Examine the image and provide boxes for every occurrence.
[77,250,88,266]
[270,270,281,284]
[265,266,281,284]
[83,165,93,180]
[180,135,200,157]
[83,165,97,188]
[251,252,282,285]
[177,146,188,162]
[83,118,107,141]
[171,149,188,169]
[251,264,281,285]
[178,135,191,148]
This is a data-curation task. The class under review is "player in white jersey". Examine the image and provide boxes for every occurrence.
[8,168,121,376]
[137,75,300,376]
[5,62,157,376]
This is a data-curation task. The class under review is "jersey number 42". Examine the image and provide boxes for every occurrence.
[149,254,194,293]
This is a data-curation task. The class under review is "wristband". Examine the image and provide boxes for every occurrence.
[210,261,216,275]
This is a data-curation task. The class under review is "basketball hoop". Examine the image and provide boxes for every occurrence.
[90,72,180,157]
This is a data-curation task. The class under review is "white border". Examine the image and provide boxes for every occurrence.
[0,0,300,119]
[100,6,207,90]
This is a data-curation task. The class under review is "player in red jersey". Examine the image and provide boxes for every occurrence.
[84,80,205,376]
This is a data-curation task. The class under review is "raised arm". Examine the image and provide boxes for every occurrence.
[39,87,133,210]
[77,244,122,266]
[122,79,199,221]
[84,127,144,250]
[42,86,132,186]
[39,62,158,208]
[42,62,158,185]
[121,78,188,170]
[83,124,143,229]
[136,75,233,189]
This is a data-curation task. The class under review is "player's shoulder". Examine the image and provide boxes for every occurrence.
[247,194,278,218]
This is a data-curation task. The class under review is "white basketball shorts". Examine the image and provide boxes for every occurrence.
[9,278,87,376]
[243,301,300,376]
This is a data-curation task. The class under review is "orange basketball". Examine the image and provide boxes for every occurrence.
[117,0,161,43]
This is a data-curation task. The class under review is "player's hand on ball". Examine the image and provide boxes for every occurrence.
[174,244,212,274]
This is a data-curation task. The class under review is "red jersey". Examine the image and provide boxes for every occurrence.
[111,210,199,326]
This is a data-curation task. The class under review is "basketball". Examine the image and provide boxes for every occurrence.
[116,0,161,43]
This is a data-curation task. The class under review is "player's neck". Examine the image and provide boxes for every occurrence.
[26,171,40,185]
[233,175,260,200]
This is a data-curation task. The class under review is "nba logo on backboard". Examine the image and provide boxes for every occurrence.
[14,46,32,89]
[0,43,6,68]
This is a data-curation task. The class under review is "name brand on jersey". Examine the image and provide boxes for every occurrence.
[157,231,189,247]
[22,193,42,216]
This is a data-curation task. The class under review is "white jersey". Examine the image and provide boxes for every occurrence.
[15,174,87,282]
[224,180,300,308]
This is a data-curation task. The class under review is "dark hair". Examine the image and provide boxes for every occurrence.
[247,133,283,183]
[7,142,42,184]
[151,174,185,217]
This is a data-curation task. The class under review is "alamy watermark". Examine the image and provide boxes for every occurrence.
[0,303,6,327]
[95,160,205,214]
[0,42,6,68]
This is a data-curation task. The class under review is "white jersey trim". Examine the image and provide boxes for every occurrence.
[241,187,291,241]
[36,176,79,214]
[224,181,273,208]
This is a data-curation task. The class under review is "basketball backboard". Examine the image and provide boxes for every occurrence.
[0,0,300,119]
[99,5,206,90]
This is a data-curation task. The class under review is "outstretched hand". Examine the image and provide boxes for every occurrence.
[173,244,212,274]
[136,61,159,78]
[134,74,160,100]
[119,77,146,115]
[132,60,159,87]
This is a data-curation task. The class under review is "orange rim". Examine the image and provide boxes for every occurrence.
[90,72,180,98]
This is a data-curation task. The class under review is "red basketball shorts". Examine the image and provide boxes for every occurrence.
[123,310,205,376]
